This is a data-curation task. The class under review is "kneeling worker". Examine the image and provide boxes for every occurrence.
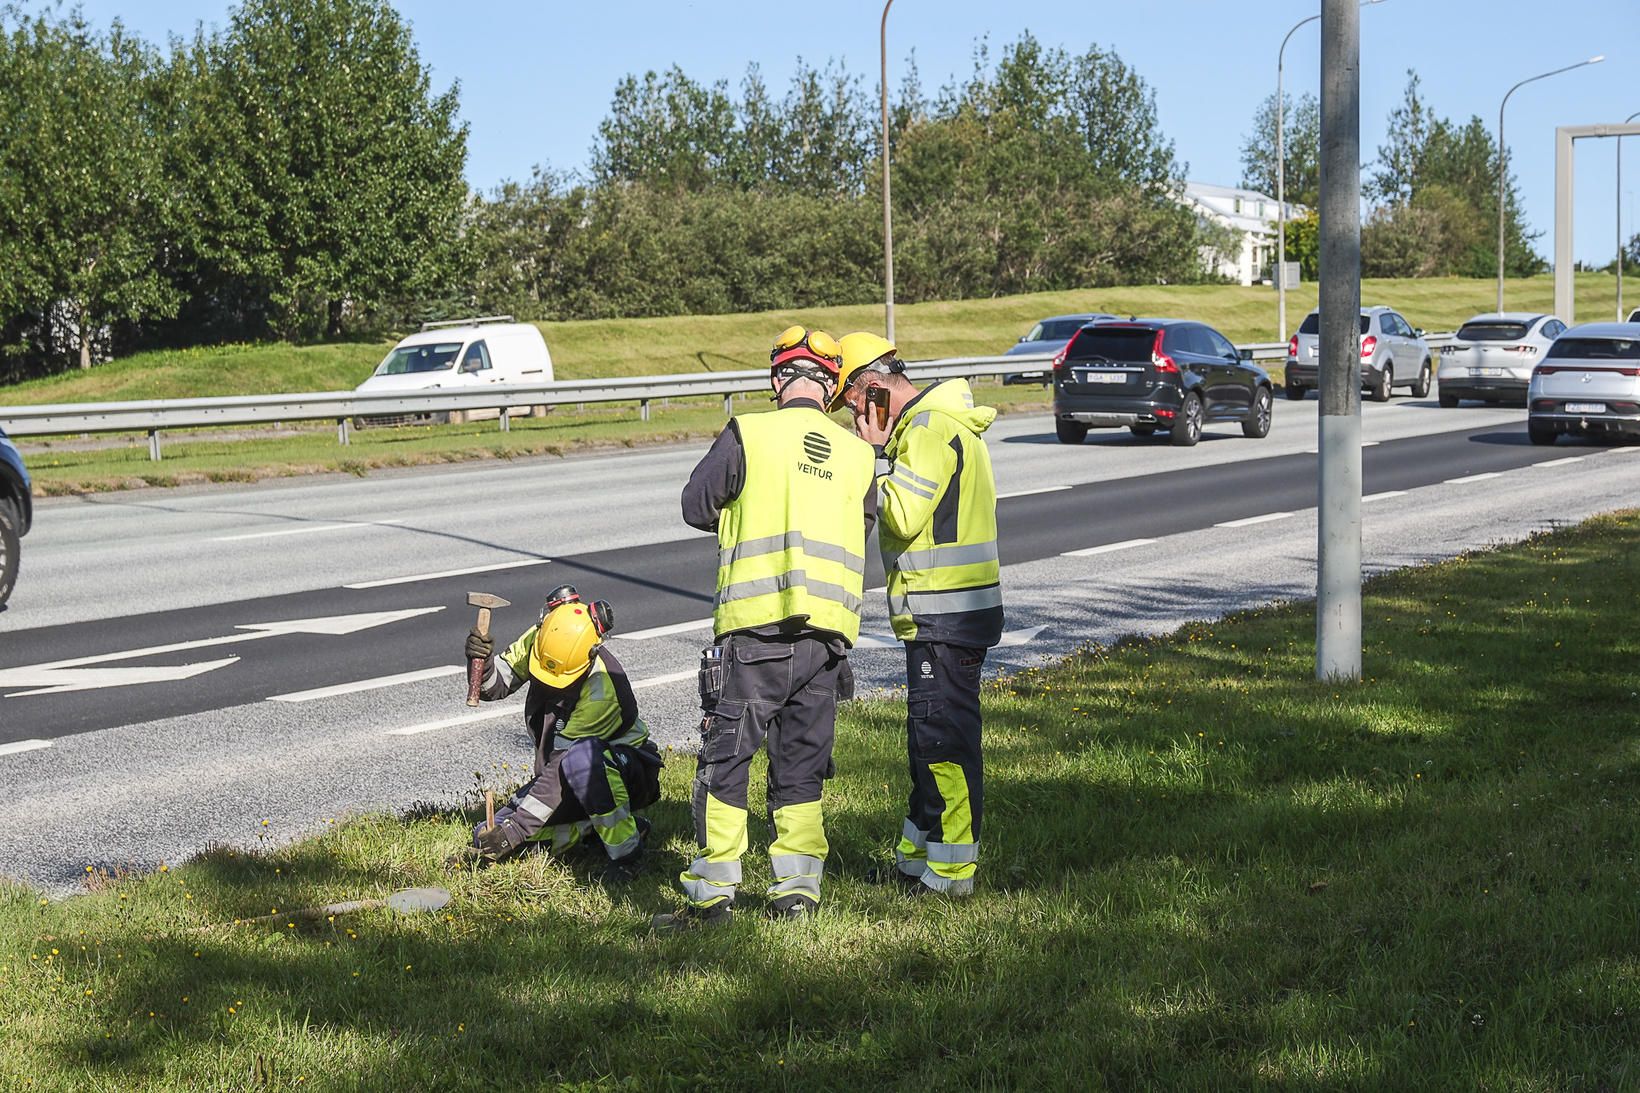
[455,585,662,874]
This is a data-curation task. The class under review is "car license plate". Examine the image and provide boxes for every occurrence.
[1565,402,1606,414]
[1077,371,1126,384]
[1475,366,1503,377]
[1307,346,1318,359]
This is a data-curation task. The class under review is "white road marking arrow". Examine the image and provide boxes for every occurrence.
[0,607,444,698]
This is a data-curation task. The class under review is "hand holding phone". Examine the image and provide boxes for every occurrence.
[866,385,890,431]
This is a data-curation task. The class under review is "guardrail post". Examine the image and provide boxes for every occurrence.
[723,393,733,415]
[640,399,651,422]
[337,417,350,446]
[499,408,511,433]
[148,429,162,462]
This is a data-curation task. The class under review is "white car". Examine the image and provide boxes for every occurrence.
[354,317,553,426]
[1527,323,1640,445]
[1438,312,1567,407]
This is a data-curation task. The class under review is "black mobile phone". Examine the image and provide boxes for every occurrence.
[865,385,890,429]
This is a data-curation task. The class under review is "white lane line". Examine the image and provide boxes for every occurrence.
[215,519,405,543]
[1608,446,1640,456]
[634,669,697,690]
[269,665,464,703]
[1445,472,1502,484]
[0,739,52,757]
[385,707,517,737]
[1532,456,1584,468]
[1061,538,1156,558]
[1362,490,1408,504]
[999,485,1072,499]
[1216,512,1294,528]
[621,618,713,641]
[346,558,550,590]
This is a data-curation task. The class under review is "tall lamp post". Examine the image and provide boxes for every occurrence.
[1619,109,1639,320]
[1495,56,1604,314]
[1275,0,1385,344]
[880,0,896,342]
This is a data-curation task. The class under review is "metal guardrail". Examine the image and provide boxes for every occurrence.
[0,335,1456,461]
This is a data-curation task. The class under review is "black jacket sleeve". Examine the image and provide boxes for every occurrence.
[682,421,745,532]
[596,647,640,731]
[862,469,878,542]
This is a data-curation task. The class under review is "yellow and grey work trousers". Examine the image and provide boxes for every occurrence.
[488,738,661,861]
[895,641,985,895]
[681,632,847,909]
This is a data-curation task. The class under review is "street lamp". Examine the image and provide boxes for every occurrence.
[880,0,896,342]
[1495,55,1604,314]
[1275,0,1385,343]
[1619,109,1639,320]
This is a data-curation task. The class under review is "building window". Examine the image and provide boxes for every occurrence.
[1234,197,1243,214]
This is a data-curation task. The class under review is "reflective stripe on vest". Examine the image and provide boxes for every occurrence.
[713,408,874,644]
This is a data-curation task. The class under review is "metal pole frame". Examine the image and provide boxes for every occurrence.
[880,0,897,343]
[1553,121,1640,324]
[1620,111,1640,320]
[1316,0,1362,682]
[1276,15,1318,344]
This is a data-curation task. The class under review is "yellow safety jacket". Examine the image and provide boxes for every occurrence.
[497,630,648,749]
[878,379,1004,647]
[713,407,875,645]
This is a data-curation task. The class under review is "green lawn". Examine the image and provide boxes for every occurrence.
[5,512,1637,1090]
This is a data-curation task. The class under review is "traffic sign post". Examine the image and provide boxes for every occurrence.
[1316,0,1362,682]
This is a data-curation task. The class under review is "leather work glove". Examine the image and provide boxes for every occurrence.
[465,627,493,662]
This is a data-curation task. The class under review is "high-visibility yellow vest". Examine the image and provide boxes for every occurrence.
[714,407,874,644]
[878,379,1004,646]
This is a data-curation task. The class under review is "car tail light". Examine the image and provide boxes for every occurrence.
[1359,335,1377,359]
[1053,333,1076,371]
[1503,345,1539,354]
[1288,335,1298,358]
[1154,407,1176,419]
[1612,401,1640,413]
[1152,330,1178,374]
[1535,365,1640,377]
[1531,398,1555,411]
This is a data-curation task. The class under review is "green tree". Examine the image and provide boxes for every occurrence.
[1239,91,1319,208]
[171,0,469,339]
[0,9,177,373]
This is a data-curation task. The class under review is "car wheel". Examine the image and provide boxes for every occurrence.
[1438,389,1459,409]
[1369,365,1392,403]
[1527,423,1558,446]
[0,500,19,609]
[1055,419,1088,445]
[1129,425,1156,437]
[1241,386,1273,439]
[1284,383,1306,401]
[1170,393,1203,447]
[1411,359,1432,398]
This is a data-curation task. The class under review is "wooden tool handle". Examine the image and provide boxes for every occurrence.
[466,658,484,706]
[486,790,496,832]
[475,606,492,636]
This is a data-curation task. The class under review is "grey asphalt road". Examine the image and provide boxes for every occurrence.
[2,395,1636,894]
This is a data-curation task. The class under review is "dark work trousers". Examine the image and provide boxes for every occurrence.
[895,640,986,895]
[488,737,662,860]
[680,631,847,908]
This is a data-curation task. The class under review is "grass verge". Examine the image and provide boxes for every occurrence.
[5,513,1638,1090]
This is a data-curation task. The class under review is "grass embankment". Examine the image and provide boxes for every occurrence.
[5,512,1638,1090]
[6,272,1623,494]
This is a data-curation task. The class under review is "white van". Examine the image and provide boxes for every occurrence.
[354,316,553,425]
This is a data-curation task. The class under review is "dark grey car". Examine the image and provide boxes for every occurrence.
[0,426,32,608]
[1003,312,1117,384]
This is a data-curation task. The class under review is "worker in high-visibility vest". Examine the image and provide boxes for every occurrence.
[834,332,1003,897]
[454,585,662,878]
[652,327,877,931]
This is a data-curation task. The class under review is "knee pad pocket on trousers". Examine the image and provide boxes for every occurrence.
[909,699,958,760]
[700,700,746,765]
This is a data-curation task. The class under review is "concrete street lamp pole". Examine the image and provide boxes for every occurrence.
[1316,0,1362,682]
[1619,110,1640,320]
[880,0,897,343]
[1495,56,1604,314]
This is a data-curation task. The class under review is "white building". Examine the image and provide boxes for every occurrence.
[1177,181,1305,287]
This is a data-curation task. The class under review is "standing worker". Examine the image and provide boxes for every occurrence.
[833,333,1003,897]
[653,326,877,931]
[454,585,662,877]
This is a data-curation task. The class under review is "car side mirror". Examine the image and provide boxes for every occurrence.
[1414,328,1425,337]
[459,359,481,373]
[1238,348,1254,361]
[1018,335,1029,343]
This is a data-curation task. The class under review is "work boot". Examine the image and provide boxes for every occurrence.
[649,901,733,933]
[864,864,925,893]
[765,893,819,921]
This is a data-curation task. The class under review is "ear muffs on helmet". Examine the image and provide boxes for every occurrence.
[542,584,581,618]
[589,599,614,637]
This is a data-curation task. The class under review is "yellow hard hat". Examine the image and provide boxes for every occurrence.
[528,602,602,687]
[830,332,898,410]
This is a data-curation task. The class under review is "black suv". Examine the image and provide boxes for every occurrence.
[1052,319,1274,446]
[1,425,32,608]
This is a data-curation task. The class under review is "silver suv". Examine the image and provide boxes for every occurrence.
[1284,305,1435,403]
[1527,323,1640,445]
